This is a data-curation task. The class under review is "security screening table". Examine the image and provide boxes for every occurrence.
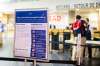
[65,40,100,58]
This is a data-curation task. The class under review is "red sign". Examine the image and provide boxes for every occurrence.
[49,15,62,22]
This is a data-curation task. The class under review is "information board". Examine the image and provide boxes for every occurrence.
[14,9,48,60]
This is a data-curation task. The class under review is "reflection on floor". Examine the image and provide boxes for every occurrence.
[0,32,100,66]
[82,58,100,66]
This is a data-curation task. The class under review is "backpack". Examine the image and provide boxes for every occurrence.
[72,20,81,34]
[72,20,86,37]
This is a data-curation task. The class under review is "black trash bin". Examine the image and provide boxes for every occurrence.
[63,31,71,49]
[51,31,59,50]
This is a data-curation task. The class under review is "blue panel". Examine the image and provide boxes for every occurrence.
[31,30,46,59]
[16,10,47,23]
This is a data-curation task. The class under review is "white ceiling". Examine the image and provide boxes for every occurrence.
[0,0,12,3]
[0,0,46,3]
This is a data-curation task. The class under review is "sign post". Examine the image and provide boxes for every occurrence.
[14,9,48,64]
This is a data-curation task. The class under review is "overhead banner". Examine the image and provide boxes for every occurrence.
[14,9,48,60]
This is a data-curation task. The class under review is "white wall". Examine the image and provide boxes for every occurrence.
[0,0,97,29]
[0,0,97,12]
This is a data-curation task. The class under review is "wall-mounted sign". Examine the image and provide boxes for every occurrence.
[56,4,70,10]
[56,2,100,10]
[14,9,48,60]
[74,2,100,9]
[49,15,62,22]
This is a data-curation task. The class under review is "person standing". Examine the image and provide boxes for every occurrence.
[71,15,87,65]
[0,21,4,47]
[85,18,92,59]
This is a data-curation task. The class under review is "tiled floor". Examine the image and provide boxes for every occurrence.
[0,32,100,66]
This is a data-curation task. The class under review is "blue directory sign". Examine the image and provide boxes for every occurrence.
[14,9,48,60]
[16,10,47,23]
[31,30,46,59]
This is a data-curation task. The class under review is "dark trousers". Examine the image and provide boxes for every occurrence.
[83,45,92,59]
[88,45,92,58]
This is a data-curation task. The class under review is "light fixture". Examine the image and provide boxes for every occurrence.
[76,9,80,11]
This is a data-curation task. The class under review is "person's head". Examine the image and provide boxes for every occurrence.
[76,15,81,20]
[66,26,69,29]
[86,18,89,22]
[54,25,56,29]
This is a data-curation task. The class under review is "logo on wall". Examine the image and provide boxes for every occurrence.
[49,15,62,22]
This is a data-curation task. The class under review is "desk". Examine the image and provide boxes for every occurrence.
[65,40,100,46]
[65,40,100,58]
